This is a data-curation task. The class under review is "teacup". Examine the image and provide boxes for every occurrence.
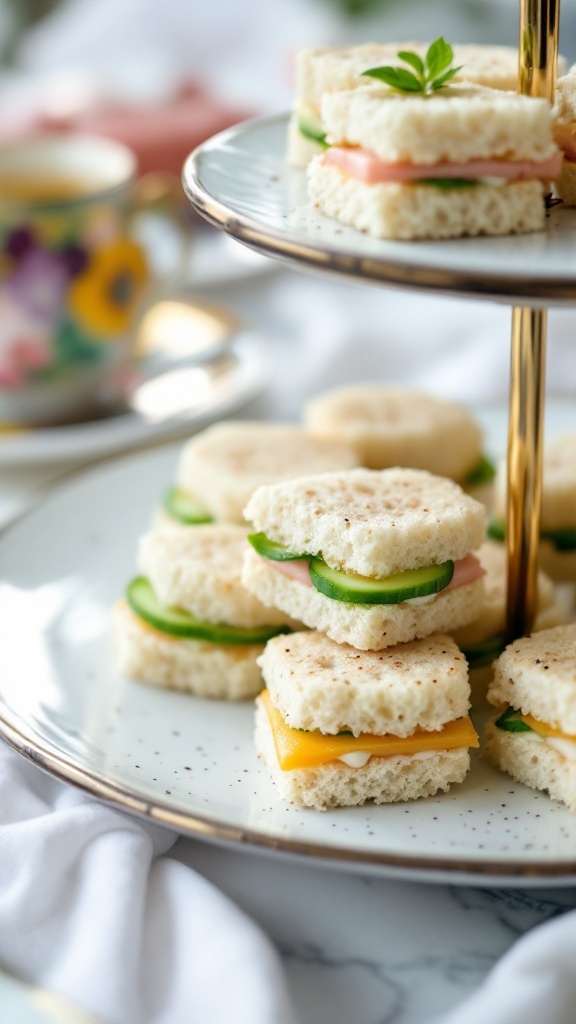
[0,134,157,425]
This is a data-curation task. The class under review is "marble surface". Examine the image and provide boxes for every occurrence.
[175,839,576,1024]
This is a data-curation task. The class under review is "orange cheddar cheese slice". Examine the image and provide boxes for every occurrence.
[520,712,576,742]
[259,691,479,771]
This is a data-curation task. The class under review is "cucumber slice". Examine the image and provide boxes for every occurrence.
[298,122,329,147]
[464,454,496,488]
[418,178,480,189]
[296,110,328,148]
[308,558,454,605]
[461,633,505,669]
[541,526,576,551]
[163,487,213,525]
[126,577,291,644]
[248,532,307,562]
[487,517,506,542]
[494,707,534,733]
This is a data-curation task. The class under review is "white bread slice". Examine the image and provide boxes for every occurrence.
[176,421,359,524]
[296,43,566,109]
[138,524,297,630]
[244,467,486,578]
[495,434,576,531]
[553,72,576,204]
[113,601,264,699]
[451,540,557,649]
[554,159,576,206]
[304,385,483,479]
[308,160,545,241]
[255,697,470,809]
[487,623,576,733]
[243,547,484,650]
[321,84,557,165]
[258,630,469,736]
[484,721,576,812]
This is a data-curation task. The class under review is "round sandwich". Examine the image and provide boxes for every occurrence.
[485,624,576,812]
[289,41,566,167]
[449,540,567,703]
[307,81,560,241]
[113,524,299,700]
[243,466,487,651]
[255,630,479,809]
[161,421,360,526]
[490,433,576,581]
[303,384,494,502]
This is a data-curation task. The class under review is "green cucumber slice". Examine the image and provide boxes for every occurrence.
[464,454,496,488]
[163,487,213,525]
[541,526,576,551]
[297,112,328,148]
[487,517,576,551]
[461,633,505,669]
[308,558,454,605]
[417,178,480,189]
[494,707,534,733]
[248,532,307,562]
[487,517,506,542]
[126,577,291,644]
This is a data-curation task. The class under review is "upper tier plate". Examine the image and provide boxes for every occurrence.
[183,114,576,307]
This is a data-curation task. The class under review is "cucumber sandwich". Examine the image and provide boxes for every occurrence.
[113,524,297,700]
[242,466,487,651]
[485,624,576,813]
[162,420,358,527]
[491,433,576,582]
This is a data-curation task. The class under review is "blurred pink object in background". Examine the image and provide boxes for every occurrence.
[17,81,254,177]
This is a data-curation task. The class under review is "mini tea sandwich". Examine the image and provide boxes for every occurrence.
[485,624,576,812]
[490,433,576,581]
[161,421,359,526]
[255,630,479,809]
[289,40,556,167]
[243,467,487,651]
[307,40,561,241]
[553,69,576,203]
[449,541,567,702]
[304,384,494,500]
[114,524,298,699]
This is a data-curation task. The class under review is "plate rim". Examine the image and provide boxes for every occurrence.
[0,331,269,466]
[3,441,576,883]
[182,112,576,307]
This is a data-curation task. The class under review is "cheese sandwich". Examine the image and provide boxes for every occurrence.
[256,630,478,809]
[485,624,576,812]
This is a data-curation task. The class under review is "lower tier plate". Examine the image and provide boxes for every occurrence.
[1,406,576,886]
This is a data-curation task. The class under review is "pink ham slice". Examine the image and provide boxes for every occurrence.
[324,146,563,184]
[262,551,484,593]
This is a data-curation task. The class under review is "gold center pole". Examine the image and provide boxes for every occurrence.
[506,0,560,642]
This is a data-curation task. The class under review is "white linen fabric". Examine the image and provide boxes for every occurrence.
[0,741,297,1024]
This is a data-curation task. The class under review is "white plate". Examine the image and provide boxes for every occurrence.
[0,331,268,466]
[183,113,576,308]
[2,399,576,886]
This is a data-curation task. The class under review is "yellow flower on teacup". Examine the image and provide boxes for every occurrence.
[68,238,149,337]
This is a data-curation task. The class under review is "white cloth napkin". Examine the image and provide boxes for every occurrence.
[441,908,576,1024]
[0,741,297,1024]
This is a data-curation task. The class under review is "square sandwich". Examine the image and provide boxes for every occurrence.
[307,82,560,240]
[243,467,487,651]
[485,624,576,812]
[114,524,298,700]
[256,630,479,809]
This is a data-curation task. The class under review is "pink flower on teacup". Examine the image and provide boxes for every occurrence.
[0,289,52,389]
[7,249,71,324]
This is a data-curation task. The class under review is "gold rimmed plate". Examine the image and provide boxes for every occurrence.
[182,113,576,307]
[2,402,576,886]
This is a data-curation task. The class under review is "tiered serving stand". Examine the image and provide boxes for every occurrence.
[183,0,565,645]
[1,0,576,888]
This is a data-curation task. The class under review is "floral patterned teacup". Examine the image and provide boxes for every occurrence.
[0,134,151,425]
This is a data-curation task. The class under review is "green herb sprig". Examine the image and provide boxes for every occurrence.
[361,37,462,96]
